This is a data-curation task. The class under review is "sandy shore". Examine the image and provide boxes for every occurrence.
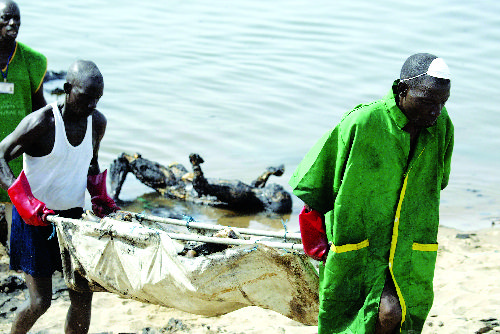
[1,224,500,334]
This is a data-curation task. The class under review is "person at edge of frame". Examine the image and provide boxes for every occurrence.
[290,53,453,334]
[0,59,119,334]
[0,0,48,248]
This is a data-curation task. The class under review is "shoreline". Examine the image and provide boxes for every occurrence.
[1,224,499,333]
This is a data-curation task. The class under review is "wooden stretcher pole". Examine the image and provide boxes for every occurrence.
[118,210,302,241]
[163,232,304,252]
[46,215,305,253]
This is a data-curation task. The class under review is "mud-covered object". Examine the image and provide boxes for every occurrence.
[189,153,292,213]
[55,216,319,325]
[43,70,67,82]
[110,153,292,214]
[109,153,190,202]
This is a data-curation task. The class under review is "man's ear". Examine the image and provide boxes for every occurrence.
[397,80,409,98]
[63,82,72,94]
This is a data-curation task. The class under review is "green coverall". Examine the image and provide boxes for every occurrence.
[289,81,454,334]
[0,42,47,201]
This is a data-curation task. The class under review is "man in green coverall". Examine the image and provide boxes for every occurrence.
[289,53,453,334]
[0,0,47,246]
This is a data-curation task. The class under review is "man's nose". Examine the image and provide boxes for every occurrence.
[430,104,443,117]
[88,99,98,109]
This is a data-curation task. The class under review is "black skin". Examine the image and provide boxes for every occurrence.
[190,153,292,213]
[0,0,46,111]
[397,76,451,156]
[0,0,46,258]
[189,153,263,210]
[305,74,451,334]
[109,153,292,214]
[0,59,106,334]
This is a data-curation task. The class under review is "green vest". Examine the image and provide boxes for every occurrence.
[289,81,454,334]
[0,42,47,202]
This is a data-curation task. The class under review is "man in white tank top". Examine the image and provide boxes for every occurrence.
[0,60,118,334]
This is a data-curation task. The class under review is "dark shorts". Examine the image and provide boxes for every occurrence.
[9,206,83,277]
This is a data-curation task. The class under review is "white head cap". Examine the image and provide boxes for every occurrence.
[426,58,451,79]
[402,57,451,82]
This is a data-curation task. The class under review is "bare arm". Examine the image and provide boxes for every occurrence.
[88,109,107,176]
[31,83,47,112]
[86,110,119,217]
[0,152,15,191]
[0,105,53,191]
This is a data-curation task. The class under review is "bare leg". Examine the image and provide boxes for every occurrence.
[251,164,285,188]
[109,154,131,201]
[5,202,12,250]
[10,274,52,334]
[375,275,402,334]
[0,203,7,248]
[65,289,93,334]
[189,153,210,196]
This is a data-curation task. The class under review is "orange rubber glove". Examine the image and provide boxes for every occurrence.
[299,206,329,263]
[8,170,55,226]
[87,170,120,218]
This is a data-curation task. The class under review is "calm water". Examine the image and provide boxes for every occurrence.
[17,0,500,230]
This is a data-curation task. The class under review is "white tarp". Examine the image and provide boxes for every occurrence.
[55,216,319,325]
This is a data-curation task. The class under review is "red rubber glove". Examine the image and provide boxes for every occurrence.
[87,170,120,218]
[8,170,55,226]
[299,206,329,263]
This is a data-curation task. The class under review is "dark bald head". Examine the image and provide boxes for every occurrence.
[63,60,104,117]
[0,0,19,11]
[0,0,20,44]
[66,60,103,89]
[400,53,450,88]
[400,53,437,79]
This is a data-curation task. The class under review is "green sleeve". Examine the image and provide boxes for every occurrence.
[441,115,454,190]
[289,127,348,214]
[0,44,47,202]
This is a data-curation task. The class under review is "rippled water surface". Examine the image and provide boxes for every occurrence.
[18,0,500,230]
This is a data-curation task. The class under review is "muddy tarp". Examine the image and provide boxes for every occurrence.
[55,217,319,325]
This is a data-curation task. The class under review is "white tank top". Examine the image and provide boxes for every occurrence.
[24,102,93,210]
